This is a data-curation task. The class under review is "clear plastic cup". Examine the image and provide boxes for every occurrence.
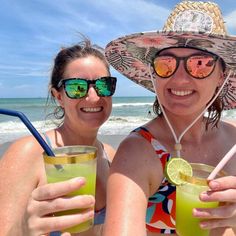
[176,163,225,236]
[43,145,97,233]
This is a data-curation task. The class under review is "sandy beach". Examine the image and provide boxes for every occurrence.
[98,134,125,149]
[0,134,125,159]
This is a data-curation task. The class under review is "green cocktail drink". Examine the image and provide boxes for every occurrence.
[176,163,223,236]
[176,181,218,236]
[44,145,97,233]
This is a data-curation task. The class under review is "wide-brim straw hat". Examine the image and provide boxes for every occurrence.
[105,1,236,110]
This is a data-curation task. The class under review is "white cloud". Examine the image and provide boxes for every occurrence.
[224,10,236,33]
[1,0,236,98]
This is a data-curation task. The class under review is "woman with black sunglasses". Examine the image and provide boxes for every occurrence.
[0,38,117,235]
[103,1,236,236]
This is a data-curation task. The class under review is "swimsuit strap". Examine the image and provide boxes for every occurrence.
[132,127,171,170]
[98,141,111,167]
[42,132,53,148]
[132,127,176,234]
[94,206,106,225]
[92,141,111,225]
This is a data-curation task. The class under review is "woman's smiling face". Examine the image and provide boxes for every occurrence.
[154,47,224,116]
[54,55,113,130]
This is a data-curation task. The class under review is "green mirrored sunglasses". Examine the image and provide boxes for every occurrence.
[57,76,117,99]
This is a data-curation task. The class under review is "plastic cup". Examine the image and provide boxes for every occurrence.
[176,163,225,236]
[43,145,97,234]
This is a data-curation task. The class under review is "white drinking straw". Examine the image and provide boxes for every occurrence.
[208,144,236,180]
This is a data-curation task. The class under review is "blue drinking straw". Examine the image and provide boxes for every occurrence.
[1,108,63,235]
[0,108,55,156]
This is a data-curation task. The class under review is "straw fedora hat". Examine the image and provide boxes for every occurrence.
[105,1,236,110]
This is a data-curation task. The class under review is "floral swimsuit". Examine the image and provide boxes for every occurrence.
[133,127,176,234]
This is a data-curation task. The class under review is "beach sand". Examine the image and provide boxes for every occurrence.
[98,134,125,149]
[0,134,125,159]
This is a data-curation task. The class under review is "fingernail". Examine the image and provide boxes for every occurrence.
[72,177,85,185]
[192,208,200,217]
[86,195,95,206]
[90,196,95,204]
[200,222,208,229]
[200,192,209,201]
[86,209,95,219]
[209,180,220,190]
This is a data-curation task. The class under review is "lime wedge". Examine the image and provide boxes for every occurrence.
[165,158,192,185]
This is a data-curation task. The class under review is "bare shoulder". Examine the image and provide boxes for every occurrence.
[0,136,46,233]
[101,132,155,163]
[219,120,236,174]
[0,135,45,180]
[1,135,43,161]
[219,120,236,150]
[223,119,236,127]
[221,120,236,136]
[109,132,164,197]
[111,132,160,173]
[117,133,152,156]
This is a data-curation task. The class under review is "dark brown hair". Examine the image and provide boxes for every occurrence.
[46,36,110,122]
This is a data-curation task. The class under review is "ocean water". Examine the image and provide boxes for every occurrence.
[0,97,235,144]
[0,97,155,144]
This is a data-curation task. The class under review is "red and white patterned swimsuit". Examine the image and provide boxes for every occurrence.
[133,127,176,234]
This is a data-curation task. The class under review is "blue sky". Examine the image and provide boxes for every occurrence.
[0,0,236,98]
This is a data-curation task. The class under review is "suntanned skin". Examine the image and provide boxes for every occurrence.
[0,56,116,236]
[103,48,236,236]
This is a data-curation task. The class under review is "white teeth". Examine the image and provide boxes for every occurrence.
[82,107,102,113]
[171,89,193,96]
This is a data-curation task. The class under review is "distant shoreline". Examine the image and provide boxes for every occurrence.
[0,96,155,99]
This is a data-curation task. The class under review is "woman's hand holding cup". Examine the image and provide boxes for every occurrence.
[24,177,95,236]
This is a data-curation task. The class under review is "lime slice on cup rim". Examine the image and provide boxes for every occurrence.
[165,158,193,185]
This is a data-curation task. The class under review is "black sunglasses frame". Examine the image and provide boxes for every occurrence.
[153,48,219,79]
[57,76,117,99]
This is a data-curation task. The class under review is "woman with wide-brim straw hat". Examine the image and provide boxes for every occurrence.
[103,1,236,236]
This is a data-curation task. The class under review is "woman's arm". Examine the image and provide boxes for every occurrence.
[0,137,44,235]
[103,134,163,236]
[0,136,96,235]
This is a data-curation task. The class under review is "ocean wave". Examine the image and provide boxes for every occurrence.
[0,116,152,143]
[109,115,151,122]
[113,103,153,107]
[0,116,150,133]
[1,111,235,144]
[0,120,56,134]
[0,120,57,144]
